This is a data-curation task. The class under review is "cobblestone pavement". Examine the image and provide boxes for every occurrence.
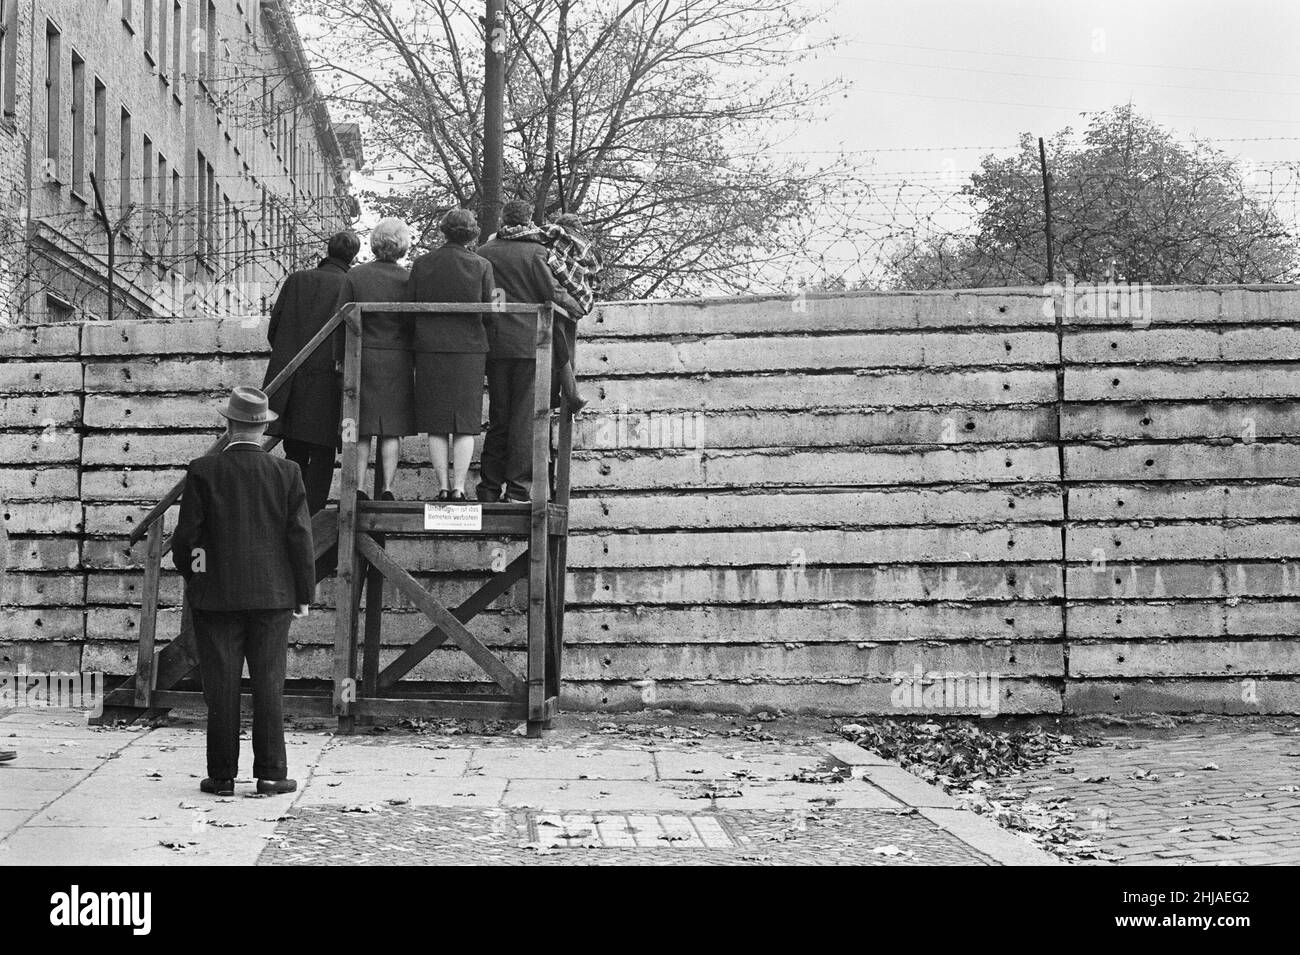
[1,709,1052,866]
[261,806,994,865]
[1008,717,1300,865]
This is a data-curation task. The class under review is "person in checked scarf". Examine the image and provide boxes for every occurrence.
[542,213,603,412]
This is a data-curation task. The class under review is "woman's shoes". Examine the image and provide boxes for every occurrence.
[434,490,451,502]
[449,489,468,503]
[380,489,396,502]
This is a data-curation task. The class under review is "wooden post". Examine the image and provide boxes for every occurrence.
[133,517,165,709]
[548,385,574,709]
[525,304,553,736]
[333,304,364,731]
[362,454,385,697]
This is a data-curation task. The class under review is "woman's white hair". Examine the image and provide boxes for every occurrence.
[370,217,411,262]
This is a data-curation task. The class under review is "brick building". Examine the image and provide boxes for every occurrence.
[0,0,362,324]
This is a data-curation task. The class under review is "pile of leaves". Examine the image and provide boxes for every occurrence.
[838,719,1118,862]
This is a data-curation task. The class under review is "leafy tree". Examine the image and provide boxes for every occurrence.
[888,105,1299,289]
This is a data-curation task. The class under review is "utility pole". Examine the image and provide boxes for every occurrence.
[89,171,135,323]
[480,0,507,239]
[1038,137,1054,283]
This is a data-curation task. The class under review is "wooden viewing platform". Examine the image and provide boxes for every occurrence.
[95,300,573,737]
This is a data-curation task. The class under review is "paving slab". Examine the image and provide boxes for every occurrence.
[469,745,655,780]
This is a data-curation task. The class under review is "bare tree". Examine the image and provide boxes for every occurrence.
[295,0,872,298]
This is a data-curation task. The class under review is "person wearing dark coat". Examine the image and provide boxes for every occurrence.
[333,218,414,499]
[407,209,495,502]
[475,199,580,503]
[262,232,360,513]
[170,386,315,798]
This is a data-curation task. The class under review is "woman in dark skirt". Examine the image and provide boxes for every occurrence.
[407,209,495,501]
[334,217,414,499]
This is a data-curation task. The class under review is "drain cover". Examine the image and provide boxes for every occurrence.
[524,813,736,848]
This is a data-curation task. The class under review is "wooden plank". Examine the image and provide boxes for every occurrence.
[377,551,530,689]
[333,306,364,719]
[133,519,165,708]
[355,532,523,696]
[527,305,554,731]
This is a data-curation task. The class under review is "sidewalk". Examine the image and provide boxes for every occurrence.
[0,709,1054,866]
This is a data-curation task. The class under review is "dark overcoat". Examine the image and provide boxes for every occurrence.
[262,257,351,447]
[334,260,414,437]
[170,444,316,611]
[407,244,495,353]
[476,236,580,359]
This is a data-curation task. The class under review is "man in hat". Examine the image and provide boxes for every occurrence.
[171,386,315,797]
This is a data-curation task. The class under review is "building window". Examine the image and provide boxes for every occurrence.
[142,0,154,59]
[1,0,18,117]
[92,78,106,193]
[70,52,85,194]
[171,168,181,258]
[156,151,168,248]
[157,0,168,77]
[121,0,134,29]
[141,134,154,242]
[45,22,61,167]
[119,108,132,219]
[46,293,76,323]
[171,1,182,93]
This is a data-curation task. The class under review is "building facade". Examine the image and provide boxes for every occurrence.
[0,0,362,323]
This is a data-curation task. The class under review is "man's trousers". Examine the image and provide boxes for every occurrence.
[282,438,335,514]
[478,358,536,502]
[192,607,292,781]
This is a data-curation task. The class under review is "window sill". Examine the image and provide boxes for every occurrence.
[144,49,155,66]
[121,18,135,35]
[69,188,88,206]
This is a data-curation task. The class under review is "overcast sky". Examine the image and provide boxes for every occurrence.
[792,0,1299,170]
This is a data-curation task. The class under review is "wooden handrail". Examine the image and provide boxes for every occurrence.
[127,300,566,544]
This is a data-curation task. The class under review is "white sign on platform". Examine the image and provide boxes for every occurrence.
[423,503,483,531]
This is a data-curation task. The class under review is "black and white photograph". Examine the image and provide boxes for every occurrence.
[0,0,1294,917]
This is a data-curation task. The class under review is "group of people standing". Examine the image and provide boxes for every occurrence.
[262,197,600,509]
[165,198,600,797]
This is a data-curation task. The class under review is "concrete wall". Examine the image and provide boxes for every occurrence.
[2,285,1299,715]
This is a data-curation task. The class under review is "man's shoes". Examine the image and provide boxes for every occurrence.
[256,778,298,796]
[380,489,396,502]
[0,750,16,763]
[200,777,235,796]
[503,495,530,505]
[476,486,501,503]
